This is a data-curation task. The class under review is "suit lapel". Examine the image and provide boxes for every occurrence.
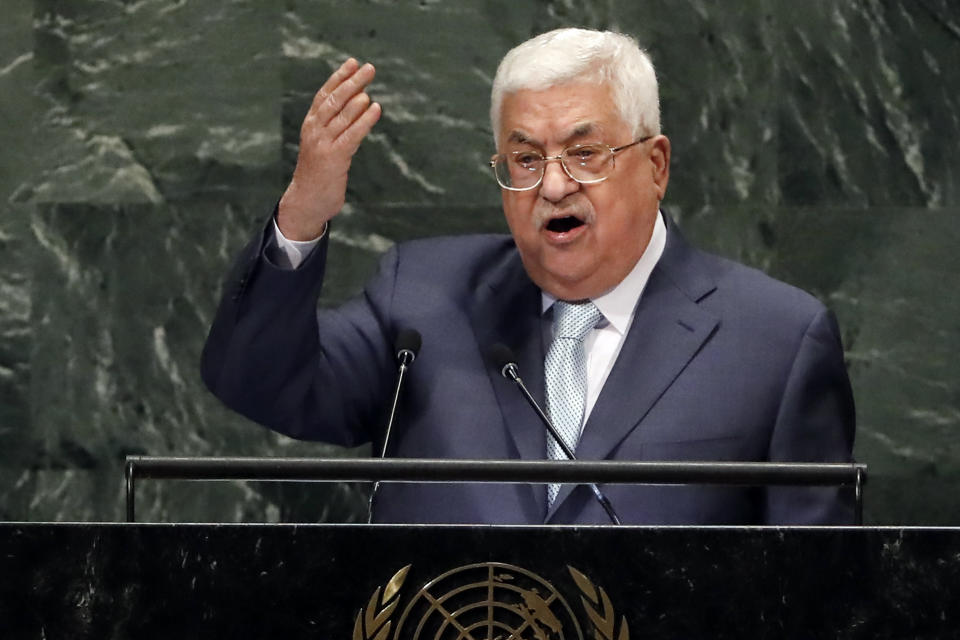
[546,222,721,520]
[469,247,547,464]
[577,270,719,460]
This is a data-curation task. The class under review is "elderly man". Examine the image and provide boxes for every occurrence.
[202,29,855,525]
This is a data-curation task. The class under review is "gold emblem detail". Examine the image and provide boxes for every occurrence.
[353,563,629,640]
[353,564,411,640]
[568,567,629,640]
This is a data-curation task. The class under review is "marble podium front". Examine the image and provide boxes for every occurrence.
[1,523,958,639]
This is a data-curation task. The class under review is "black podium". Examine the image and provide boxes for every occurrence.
[6,457,953,638]
[2,522,959,638]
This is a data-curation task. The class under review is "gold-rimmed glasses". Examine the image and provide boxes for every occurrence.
[489,136,652,191]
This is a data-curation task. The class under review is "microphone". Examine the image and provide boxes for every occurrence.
[369,328,422,522]
[381,328,422,458]
[393,328,421,373]
[489,343,621,525]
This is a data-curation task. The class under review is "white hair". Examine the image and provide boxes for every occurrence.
[490,28,660,145]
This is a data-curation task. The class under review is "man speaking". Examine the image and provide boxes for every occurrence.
[201,28,855,525]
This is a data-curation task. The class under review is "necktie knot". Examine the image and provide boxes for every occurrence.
[553,301,602,341]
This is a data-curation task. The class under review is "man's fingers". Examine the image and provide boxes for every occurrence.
[336,101,382,151]
[306,58,373,125]
[311,57,359,112]
[328,90,372,137]
[318,62,376,126]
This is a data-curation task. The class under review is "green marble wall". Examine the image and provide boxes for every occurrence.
[1,0,957,524]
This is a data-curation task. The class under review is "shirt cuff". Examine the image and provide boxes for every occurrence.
[269,218,325,269]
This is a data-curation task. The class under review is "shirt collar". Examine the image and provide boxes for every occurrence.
[541,210,667,335]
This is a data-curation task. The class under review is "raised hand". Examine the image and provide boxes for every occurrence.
[277,58,382,240]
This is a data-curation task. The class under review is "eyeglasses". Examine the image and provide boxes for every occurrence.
[489,136,652,191]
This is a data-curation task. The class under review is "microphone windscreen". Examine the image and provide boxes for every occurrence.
[394,328,422,357]
[488,343,517,373]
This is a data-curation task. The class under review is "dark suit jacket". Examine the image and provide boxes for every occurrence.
[202,216,856,525]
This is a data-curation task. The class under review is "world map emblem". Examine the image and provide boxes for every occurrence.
[353,562,630,640]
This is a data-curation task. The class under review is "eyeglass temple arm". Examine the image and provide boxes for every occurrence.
[611,135,653,154]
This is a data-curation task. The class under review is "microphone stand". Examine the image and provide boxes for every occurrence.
[367,333,419,523]
[498,358,622,526]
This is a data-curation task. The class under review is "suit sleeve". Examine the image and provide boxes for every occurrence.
[763,308,857,524]
[200,216,398,446]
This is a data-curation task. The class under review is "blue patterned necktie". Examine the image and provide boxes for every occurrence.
[544,300,603,505]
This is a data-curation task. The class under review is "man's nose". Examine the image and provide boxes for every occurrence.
[538,159,579,202]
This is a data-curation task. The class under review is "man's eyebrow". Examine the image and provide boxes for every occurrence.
[562,123,599,143]
[506,130,540,146]
[505,123,600,147]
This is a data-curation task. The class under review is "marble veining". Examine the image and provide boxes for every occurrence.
[0,1,958,524]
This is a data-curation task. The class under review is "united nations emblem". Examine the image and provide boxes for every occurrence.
[353,562,629,640]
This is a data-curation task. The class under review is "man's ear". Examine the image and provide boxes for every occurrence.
[649,135,671,201]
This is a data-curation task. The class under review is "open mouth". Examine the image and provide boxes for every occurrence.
[545,216,585,233]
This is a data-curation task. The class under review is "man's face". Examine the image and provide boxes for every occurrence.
[497,82,670,301]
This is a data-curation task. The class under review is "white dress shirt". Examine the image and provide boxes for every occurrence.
[541,212,667,421]
[270,218,321,269]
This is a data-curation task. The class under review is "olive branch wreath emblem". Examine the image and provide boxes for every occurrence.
[352,564,629,640]
[567,566,630,640]
[353,564,411,640]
